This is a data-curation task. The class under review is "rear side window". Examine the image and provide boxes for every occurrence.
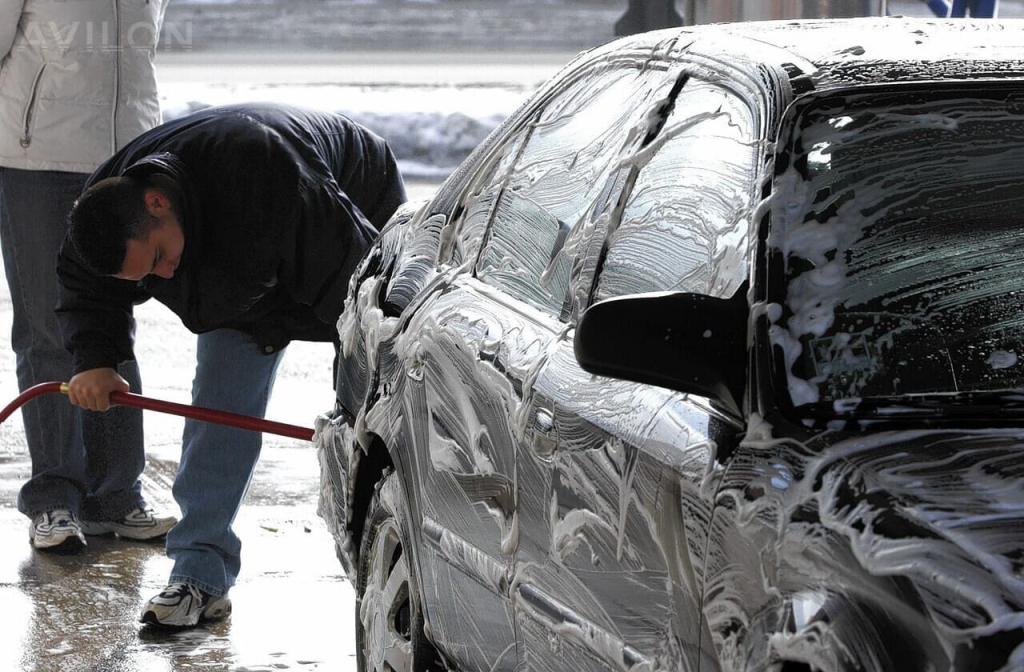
[447,130,529,267]
[476,63,681,318]
[595,80,757,302]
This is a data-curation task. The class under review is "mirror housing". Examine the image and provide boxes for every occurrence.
[574,287,748,416]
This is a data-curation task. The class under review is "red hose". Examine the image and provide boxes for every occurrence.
[0,382,65,425]
[0,381,314,442]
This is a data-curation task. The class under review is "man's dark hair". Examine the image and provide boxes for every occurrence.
[68,176,161,276]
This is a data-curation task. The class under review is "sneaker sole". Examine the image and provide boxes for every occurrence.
[30,534,86,554]
[202,598,232,622]
[139,597,231,628]
[113,526,174,541]
[140,610,198,628]
[81,522,176,540]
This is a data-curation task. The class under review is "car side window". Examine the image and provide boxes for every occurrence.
[447,129,529,267]
[595,80,758,302]
[475,63,681,318]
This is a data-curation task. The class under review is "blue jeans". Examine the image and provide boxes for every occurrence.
[0,167,146,520]
[166,328,286,597]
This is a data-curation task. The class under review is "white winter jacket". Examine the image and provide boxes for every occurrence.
[0,0,167,173]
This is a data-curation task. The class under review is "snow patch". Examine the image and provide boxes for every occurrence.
[161,83,528,179]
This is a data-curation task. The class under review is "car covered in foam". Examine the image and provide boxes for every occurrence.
[315,17,1024,672]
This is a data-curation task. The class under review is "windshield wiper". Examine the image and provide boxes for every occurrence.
[796,390,1024,420]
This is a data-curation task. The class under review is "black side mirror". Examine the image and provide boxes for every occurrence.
[574,285,748,416]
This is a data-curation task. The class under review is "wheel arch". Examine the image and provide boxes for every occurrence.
[348,433,397,562]
[355,457,447,672]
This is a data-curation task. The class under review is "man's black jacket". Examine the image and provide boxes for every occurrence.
[56,103,405,374]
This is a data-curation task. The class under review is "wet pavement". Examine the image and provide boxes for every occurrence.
[0,182,438,671]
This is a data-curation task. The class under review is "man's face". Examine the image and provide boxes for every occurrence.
[114,189,185,282]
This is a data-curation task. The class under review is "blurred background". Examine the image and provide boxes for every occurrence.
[154,0,1016,183]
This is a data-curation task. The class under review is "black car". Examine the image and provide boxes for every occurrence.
[315,18,1024,672]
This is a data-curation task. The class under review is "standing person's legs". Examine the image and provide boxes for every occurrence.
[164,328,285,598]
[0,168,88,516]
[80,358,148,521]
[0,168,148,526]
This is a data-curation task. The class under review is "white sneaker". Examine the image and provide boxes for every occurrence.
[30,509,87,552]
[139,582,232,628]
[80,506,177,540]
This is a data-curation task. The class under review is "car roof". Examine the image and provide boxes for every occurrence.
[601,18,1024,95]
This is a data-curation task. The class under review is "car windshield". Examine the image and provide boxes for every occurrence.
[769,86,1024,415]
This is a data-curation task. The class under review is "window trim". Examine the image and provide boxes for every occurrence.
[434,53,675,269]
[468,57,681,322]
[584,72,762,310]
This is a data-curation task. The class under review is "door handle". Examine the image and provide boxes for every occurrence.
[527,406,557,458]
[478,331,507,372]
[535,407,555,435]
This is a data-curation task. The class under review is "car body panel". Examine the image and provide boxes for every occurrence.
[705,424,1024,671]
[515,340,734,671]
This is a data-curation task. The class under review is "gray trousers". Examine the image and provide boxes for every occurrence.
[0,167,146,520]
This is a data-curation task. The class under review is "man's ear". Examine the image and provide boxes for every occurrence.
[143,189,171,215]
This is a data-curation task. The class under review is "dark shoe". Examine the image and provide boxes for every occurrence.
[139,582,232,628]
[81,506,177,540]
[30,509,86,553]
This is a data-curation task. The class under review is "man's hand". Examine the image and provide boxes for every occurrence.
[67,368,130,411]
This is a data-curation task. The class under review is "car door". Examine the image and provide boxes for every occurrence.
[402,57,687,671]
[512,75,762,672]
[396,123,531,672]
